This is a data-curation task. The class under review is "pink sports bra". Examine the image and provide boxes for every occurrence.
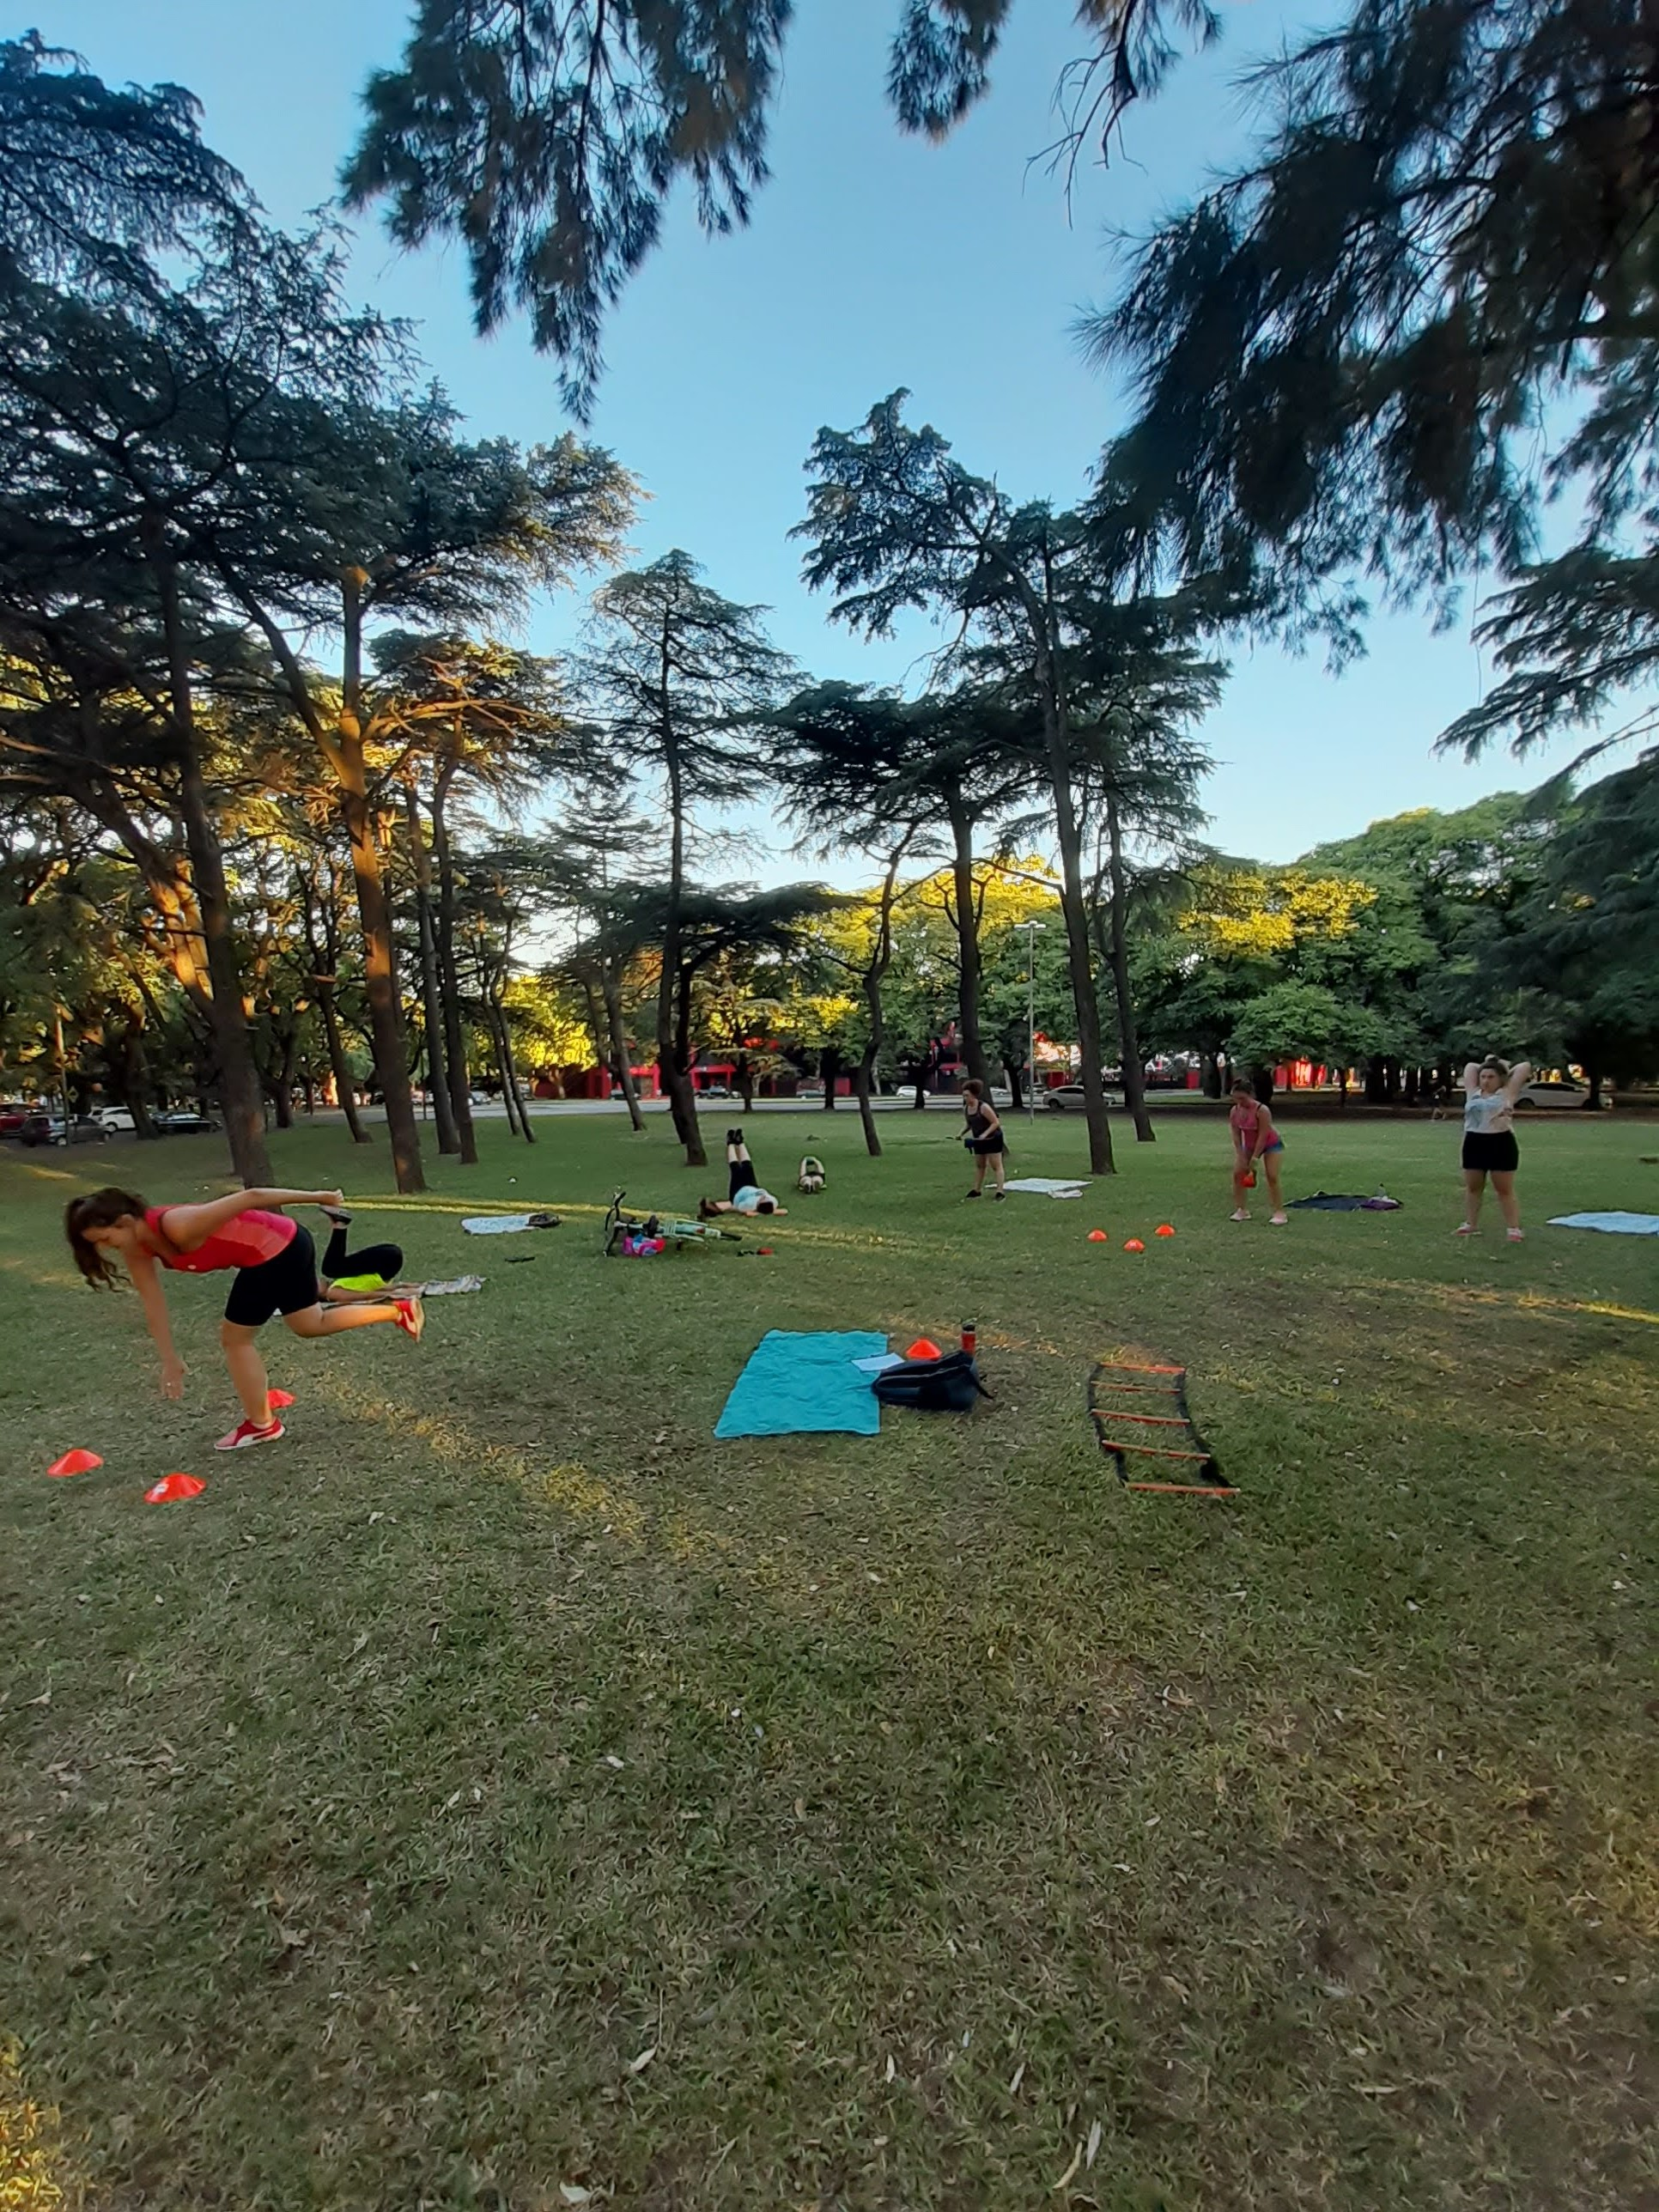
[145,1206,297,1273]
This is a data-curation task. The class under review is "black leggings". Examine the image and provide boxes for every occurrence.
[322,1224,404,1282]
[728,1148,758,1201]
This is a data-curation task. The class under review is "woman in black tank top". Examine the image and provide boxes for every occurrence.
[960,1079,1007,1200]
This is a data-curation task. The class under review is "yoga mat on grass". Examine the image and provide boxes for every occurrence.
[715,1330,889,1438]
[1004,1177,1091,1199]
[1547,1211,1659,1236]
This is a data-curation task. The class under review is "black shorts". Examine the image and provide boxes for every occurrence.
[1462,1131,1519,1175]
[969,1133,1006,1157]
[223,1224,321,1327]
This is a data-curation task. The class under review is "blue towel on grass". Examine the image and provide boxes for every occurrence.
[714,1330,890,1438]
[1547,1211,1659,1236]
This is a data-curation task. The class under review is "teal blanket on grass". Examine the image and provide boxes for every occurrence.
[714,1330,889,1438]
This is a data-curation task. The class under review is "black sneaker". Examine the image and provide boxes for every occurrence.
[965,1188,981,1199]
[319,1203,353,1227]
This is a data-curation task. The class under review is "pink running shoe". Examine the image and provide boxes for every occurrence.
[216,1417,284,1453]
[393,1297,425,1341]
[1506,1227,1525,1242]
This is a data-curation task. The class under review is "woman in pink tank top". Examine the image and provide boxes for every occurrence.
[1228,1080,1289,1225]
[64,1183,424,1454]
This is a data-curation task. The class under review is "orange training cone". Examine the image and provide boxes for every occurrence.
[268,1389,295,1411]
[1087,1229,1109,1243]
[144,1473,206,1504]
[1123,1238,1146,1254]
[46,1449,102,1478]
[904,1337,943,1361]
[1155,1224,1176,1238]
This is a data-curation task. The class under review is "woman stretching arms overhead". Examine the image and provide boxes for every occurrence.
[64,1185,422,1452]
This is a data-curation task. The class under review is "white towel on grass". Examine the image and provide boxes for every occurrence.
[1547,1211,1659,1236]
[1003,1177,1091,1199]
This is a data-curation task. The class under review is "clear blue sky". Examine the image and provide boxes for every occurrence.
[14,0,1583,868]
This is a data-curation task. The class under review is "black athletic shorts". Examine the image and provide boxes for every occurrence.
[223,1224,321,1326]
[1462,1131,1519,1175]
[969,1132,1007,1156]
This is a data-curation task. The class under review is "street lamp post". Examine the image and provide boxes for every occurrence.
[1016,921,1048,1121]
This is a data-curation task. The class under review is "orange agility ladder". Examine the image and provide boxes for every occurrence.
[1088,1347,1234,1497]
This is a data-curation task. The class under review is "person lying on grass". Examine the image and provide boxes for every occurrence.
[318,1202,408,1299]
[1229,1080,1288,1225]
[64,1186,423,1453]
[697,1131,787,1218]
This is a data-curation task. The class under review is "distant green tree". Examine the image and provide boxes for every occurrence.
[797,393,1122,1170]
[576,552,793,1166]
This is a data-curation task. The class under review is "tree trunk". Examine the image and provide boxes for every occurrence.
[175,751,270,1185]
[319,986,370,1144]
[945,791,991,1087]
[270,1024,298,1128]
[491,1000,534,1142]
[1024,565,1113,1174]
[1103,793,1154,1145]
[910,1056,929,1108]
[429,772,479,1166]
[146,538,270,1185]
[403,784,462,1157]
[821,1043,842,1110]
[736,1051,756,1115]
[1583,1065,1603,1109]
[1047,763,1113,1172]
[339,764,424,1191]
[660,941,706,1166]
[118,1010,157,1138]
[330,578,423,1193]
[600,964,647,1131]
[1002,1052,1024,1112]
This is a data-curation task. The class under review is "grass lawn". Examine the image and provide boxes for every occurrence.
[3,1108,1656,2211]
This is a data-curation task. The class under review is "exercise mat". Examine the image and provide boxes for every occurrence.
[715,1330,889,1439]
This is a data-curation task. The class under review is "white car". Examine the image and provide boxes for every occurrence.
[1042,1079,1124,1111]
[94,1107,136,1133]
[1456,1076,1606,1110]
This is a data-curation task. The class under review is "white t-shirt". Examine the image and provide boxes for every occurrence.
[1462,1061,1529,1135]
[732,1185,778,1214]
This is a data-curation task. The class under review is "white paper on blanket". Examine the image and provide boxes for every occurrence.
[1003,1177,1091,1199]
[1547,1211,1659,1236]
[461,1215,535,1235]
[853,1352,904,1374]
[412,1275,485,1296]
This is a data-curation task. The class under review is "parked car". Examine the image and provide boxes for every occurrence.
[697,1080,732,1097]
[94,1106,136,1133]
[18,1113,112,1146]
[0,1103,34,1136]
[1042,1079,1122,1112]
[1455,1075,1607,1110]
[154,1109,219,1134]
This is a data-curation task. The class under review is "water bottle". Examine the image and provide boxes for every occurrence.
[961,1319,976,1357]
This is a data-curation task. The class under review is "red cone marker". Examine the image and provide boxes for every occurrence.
[144,1473,206,1504]
[46,1449,102,1478]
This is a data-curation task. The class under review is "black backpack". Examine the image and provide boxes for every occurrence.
[872,1349,990,1413]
